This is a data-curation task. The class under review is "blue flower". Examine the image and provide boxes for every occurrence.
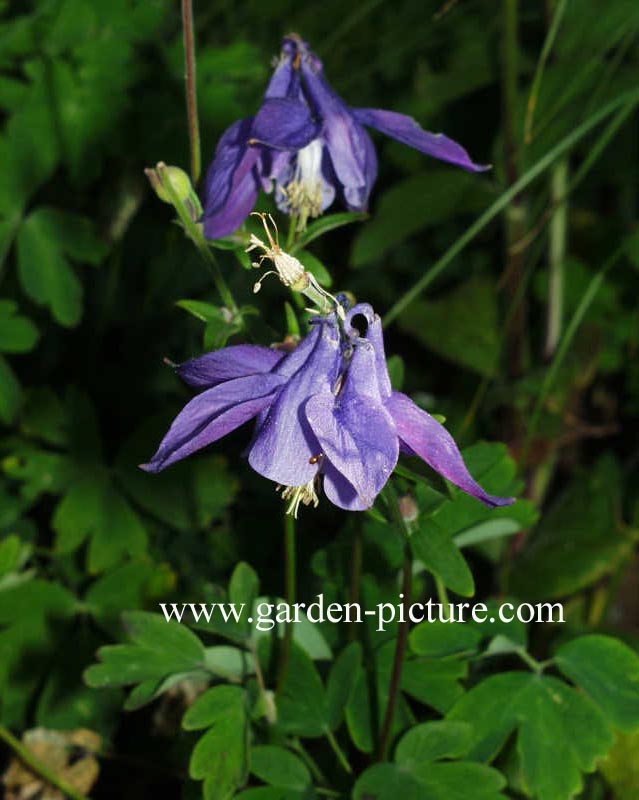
[141,304,513,516]
[202,35,488,239]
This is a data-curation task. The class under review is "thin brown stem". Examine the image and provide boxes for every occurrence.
[181,0,201,183]
[377,544,411,761]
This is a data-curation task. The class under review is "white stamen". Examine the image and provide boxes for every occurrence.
[277,477,321,518]
[280,139,324,230]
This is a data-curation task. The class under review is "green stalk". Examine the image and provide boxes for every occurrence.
[377,484,412,761]
[325,730,352,774]
[156,163,237,311]
[501,0,527,379]
[523,246,624,458]
[0,727,90,800]
[181,0,201,183]
[383,88,639,327]
[544,159,568,359]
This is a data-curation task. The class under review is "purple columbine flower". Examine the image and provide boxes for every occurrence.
[141,304,513,516]
[202,34,488,239]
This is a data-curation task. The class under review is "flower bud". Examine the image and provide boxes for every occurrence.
[144,163,202,221]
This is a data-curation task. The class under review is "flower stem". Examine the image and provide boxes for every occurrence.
[377,484,412,761]
[276,512,296,694]
[156,163,237,311]
[544,158,568,359]
[325,730,352,774]
[0,726,90,800]
[181,0,201,184]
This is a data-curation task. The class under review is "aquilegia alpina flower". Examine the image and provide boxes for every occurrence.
[202,34,488,239]
[141,303,513,516]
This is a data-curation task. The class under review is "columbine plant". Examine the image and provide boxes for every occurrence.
[142,234,512,516]
[202,33,487,238]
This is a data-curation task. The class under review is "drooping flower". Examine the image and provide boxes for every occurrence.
[202,35,488,239]
[141,303,513,515]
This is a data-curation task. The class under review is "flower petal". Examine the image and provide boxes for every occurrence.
[140,373,285,473]
[386,391,514,507]
[251,98,320,150]
[352,108,489,172]
[322,462,370,511]
[299,62,369,195]
[306,340,398,508]
[248,320,341,487]
[177,345,285,388]
[201,117,261,239]
[346,303,391,400]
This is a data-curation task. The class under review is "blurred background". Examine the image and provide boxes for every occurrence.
[0,0,637,798]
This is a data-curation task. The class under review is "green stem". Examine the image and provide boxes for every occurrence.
[377,484,412,761]
[348,520,363,642]
[181,0,201,183]
[276,512,296,694]
[544,159,568,359]
[325,730,352,774]
[156,163,236,311]
[383,88,639,326]
[291,739,329,786]
[0,726,90,800]
[523,245,624,459]
[434,576,450,609]
[502,0,527,379]
[515,647,551,675]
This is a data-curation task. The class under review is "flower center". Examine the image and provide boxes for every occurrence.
[280,139,324,230]
[277,476,321,518]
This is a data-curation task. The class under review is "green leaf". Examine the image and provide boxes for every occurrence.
[183,685,247,800]
[351,171,490,267]
[346,640,414,753]
[277,644,327,737]
[16,207,105,327]
[395,720,473,765]
[0,580,76,727]
[229,562,259,639]
[353,720,506,799]
[555,635,639,731]
[250,746,310,791]
[510,457,632,598]
[398,277,499,376]
[600,729,639,800]
[52,467,147,574]
[326,641,362,730]
[447,672,613,800]
[0,535,21,577]
[410,518,475,597]
[296,249,333,287]
[84,611,206,689]
[0,354,21,423]
[409,621,482,658]
[0,300,38,353]
[290,211,367,253]
[401,657,467,714]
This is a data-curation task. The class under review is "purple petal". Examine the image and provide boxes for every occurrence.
[322,462,370,511]
[248,320,341,487]
[352,108,489,172]
[251,98,320,150]
[202,118,261,239]
[346,304,391,400]
[140,373,285,473]
[202,161,260,239]
[299,62,369,196]
[386,392,514,507]
[264,48,300,100]
[177,345,285,388]
[306,339,398,509]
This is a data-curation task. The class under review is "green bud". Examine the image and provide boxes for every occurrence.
[145,163,191,203]
[144,162,202,221]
